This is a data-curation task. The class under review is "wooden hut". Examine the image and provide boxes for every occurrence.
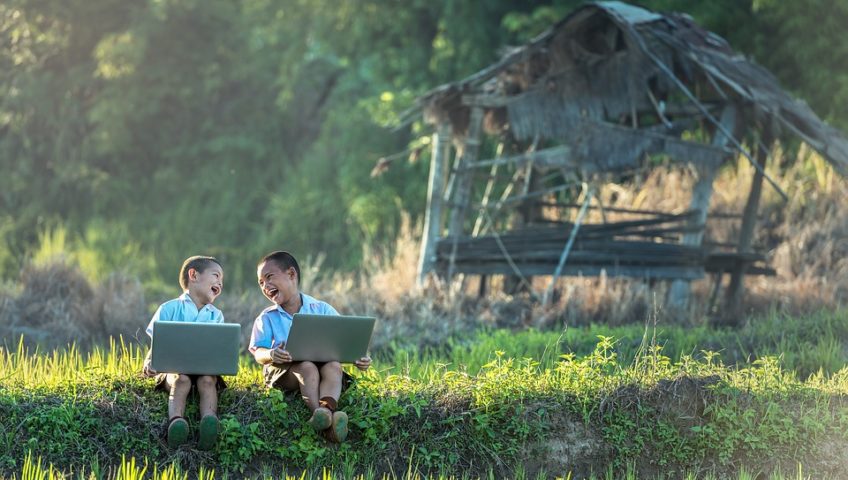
[407,1,848,312]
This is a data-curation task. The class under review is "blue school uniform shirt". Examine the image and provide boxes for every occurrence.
[145,292,224,338]
[248,293,338,353]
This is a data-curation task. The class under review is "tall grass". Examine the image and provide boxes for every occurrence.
[0,337,143,389]
[381,307,848,379]
[11,452,218,480]
[4,453,818,480]
[1,309,845,388]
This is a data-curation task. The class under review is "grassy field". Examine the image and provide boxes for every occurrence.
[2,310,848,480]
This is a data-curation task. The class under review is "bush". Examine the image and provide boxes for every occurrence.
[1,259,146,349]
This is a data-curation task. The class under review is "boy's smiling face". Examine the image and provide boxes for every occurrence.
[187,263,224,306]
[257,260,298,306]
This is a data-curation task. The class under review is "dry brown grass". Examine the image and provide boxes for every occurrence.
[731,146,848,313]
[90,272,148,342]
[0,258,147,349]
[309,147,847,342]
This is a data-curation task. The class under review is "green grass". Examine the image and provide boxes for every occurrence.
[2,311,848,479]
[382,308,848,378]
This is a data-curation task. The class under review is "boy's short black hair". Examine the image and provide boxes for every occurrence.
[179,256,222,290]
[259,251,301,286]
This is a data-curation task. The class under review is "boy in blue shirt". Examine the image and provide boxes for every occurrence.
[249,251,371,443]
[142,255,225,449]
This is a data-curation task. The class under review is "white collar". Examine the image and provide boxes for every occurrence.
[179,291,211,310]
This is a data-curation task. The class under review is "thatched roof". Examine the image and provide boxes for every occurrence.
[414,1,848,175]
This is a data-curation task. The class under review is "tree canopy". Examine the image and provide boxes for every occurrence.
[1,0,846,292]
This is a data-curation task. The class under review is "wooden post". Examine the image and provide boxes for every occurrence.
[668,105,737,311]
[472,142,504,236]
[417,122,451,285]
[446,107,485,281]
[478,275,488,298]
[724,130,772,316]
[542,185,594,306]
[505,140,543,294]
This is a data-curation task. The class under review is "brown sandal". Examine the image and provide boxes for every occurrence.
[322,411,349,443]
[308,407,333,431]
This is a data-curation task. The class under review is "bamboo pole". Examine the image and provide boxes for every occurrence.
[417,122,451,284]
[472,142,504,236]
[474,167,524,237]
[542,185,594,306]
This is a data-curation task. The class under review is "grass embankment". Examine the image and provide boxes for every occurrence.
[2,312,848,479]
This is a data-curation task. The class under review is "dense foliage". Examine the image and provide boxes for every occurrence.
[2,0,847,293]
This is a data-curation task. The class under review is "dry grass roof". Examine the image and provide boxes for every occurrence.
[414,1,848,176]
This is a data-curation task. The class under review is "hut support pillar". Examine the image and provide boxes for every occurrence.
[417,122,451,285]
[724,131,772,317]
[668,105,737,313]
[446,107,485,281]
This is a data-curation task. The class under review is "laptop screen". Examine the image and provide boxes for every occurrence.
[151,322,241,375]
[286,314,376,363]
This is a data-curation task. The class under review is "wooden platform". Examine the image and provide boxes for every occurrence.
[434,221,774,280]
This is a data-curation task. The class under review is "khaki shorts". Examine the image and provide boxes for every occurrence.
[154,373,227,392]
[263,362,353,391]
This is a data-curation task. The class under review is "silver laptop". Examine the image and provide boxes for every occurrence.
[285,314,376,363]
[151,321,241,375]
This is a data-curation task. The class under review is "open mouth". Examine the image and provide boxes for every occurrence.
[265,287,279,299]
[211,286,221,296]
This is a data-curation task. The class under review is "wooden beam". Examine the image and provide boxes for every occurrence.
[465,145,573,171]
[446,107,485,280]
[462,94,512,108]
[463,123,730,174]
[724,131,772,313]
[445,263,705,280]
[531,202,710,218]
[417,122,451,284]
[668,105,737,310]
[462,91,721,117]
[480,183,577,209]
[542,186,594,306]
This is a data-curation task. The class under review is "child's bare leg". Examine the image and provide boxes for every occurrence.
[167,374,192,419]
[195,375,220,450]
[165,374,192,447]
[318,362,348,443]
[289,361,320,411]
[196,375,218,418]
[277,362,332,431]
[318,361,343,402]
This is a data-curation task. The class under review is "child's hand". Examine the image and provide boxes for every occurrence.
[142,362,158,377]
[269,348,292,365]
[354,356,371,371]
[141,349,156,377]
